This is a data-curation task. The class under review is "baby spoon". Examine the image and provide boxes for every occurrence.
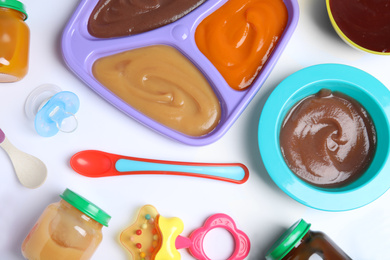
[0,128,47,188]
[70,150,249,184]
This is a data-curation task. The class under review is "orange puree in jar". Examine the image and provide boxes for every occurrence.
[0,4,30,82]
[195,0,288,90]
[92,45,221,137]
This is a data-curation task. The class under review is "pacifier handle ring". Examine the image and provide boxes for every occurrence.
[188,214,250,260]
[52,111,78,133]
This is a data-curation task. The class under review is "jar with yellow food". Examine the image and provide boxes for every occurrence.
[21,188,111,260]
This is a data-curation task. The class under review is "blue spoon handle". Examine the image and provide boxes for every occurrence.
[115,159,249,184]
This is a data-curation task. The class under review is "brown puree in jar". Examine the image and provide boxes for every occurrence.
[88,0,206,38]
[283,225,352,260]
[329,0,390,53]
[265,219,351,260]
[283,228,352,260]
[279,89,376,188]
[92,45,221,137]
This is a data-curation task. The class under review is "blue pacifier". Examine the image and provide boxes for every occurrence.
[25,84,80,137]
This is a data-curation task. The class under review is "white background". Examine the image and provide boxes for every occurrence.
[1,0,390,259]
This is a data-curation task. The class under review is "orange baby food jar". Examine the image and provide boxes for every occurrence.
[21,189,111,260]
[0,0,29,82]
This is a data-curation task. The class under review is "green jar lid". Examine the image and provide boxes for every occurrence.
[60,188,111,227]
[265,219,311,260]
[0,0,28,20]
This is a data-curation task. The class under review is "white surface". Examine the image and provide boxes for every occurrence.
[1,1,390,259]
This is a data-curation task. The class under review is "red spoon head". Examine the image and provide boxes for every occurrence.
[70,150,115,177]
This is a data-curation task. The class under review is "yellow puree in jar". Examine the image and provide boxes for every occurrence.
[21,200,103,260]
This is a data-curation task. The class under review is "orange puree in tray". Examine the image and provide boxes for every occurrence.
[92,45,221,137]
[195,0,288,90]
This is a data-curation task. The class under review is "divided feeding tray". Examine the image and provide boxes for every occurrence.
[62,0,299,145]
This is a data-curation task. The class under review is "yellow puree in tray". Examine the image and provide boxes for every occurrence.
[92,45,221,137]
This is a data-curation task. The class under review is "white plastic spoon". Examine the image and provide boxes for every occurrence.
[0,128,47,188]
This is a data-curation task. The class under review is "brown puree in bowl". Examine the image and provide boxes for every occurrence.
[329,0,390,53]
[88,0,206,38]
[279,89,377,188]
[92,45,221,137]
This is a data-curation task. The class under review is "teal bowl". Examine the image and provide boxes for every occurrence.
[258,64,390,211]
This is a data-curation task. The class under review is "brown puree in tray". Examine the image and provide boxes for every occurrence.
[279,89,377,188]
[88,0,206,38]
[329,0,390,53]
[92,45,221,137]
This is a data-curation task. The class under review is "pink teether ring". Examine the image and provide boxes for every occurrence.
[188,214,250,260]
[120,206,250,260]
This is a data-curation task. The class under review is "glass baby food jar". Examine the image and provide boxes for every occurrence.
[265,219,351,260]
[0,0,30,82]
[21,189,111,260]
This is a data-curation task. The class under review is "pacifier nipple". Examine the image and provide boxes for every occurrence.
[25,84,80,137]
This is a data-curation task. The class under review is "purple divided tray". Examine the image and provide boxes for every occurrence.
[61,0,299,146]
